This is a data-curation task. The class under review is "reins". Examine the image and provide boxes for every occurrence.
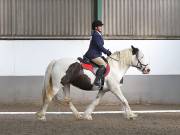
[108,51,120,61]
[108,56,120,61]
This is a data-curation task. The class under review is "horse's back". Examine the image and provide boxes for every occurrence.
[53,58,79,71]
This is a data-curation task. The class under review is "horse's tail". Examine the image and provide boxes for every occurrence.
[42,60,56,104]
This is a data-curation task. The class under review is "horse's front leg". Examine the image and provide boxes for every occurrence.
[108,80,137,120]
[83,90,105,120]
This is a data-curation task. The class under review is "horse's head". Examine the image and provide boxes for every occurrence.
[131,45,150,74]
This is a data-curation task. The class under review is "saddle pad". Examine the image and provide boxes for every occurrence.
[81,63,110,77]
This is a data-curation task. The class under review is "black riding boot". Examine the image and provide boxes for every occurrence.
[93,65,106,89]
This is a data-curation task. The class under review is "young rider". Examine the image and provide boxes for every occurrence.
[84,20,112,89]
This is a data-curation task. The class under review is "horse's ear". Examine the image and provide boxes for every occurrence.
[131,45,139,55]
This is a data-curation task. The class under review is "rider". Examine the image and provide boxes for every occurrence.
[83,20,112,89]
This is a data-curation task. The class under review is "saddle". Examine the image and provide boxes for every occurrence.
[77,56,110,77]
[61,57,110,90]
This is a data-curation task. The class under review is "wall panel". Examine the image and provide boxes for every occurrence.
[0,0,94,39]
[102,0,180,39]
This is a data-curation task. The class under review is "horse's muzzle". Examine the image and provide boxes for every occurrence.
[143,68,150,74]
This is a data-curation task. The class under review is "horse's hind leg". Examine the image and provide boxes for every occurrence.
[36,87,50,121]
[36,86,60,121]
[63,84,82,119]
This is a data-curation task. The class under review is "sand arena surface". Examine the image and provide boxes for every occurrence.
[0,104,180,135]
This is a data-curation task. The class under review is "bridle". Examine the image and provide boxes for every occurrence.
[108,50,148,72]
[132,55,148,72]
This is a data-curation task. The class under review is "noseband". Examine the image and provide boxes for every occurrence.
[132,55,148,72]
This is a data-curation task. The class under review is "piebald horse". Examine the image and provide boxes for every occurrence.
[36,46,150,121]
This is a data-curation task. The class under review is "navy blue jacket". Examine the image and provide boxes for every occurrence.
[84,31,109,60]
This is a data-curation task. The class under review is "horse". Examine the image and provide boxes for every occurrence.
[35,46,150,121]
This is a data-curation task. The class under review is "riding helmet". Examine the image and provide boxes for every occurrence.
[92,20,103,30]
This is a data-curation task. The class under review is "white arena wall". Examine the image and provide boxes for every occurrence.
[0,40,180,105]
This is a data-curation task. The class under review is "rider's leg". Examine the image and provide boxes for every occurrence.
[94,65,106,86]
[91,57,107,89]
[91,57,107,67]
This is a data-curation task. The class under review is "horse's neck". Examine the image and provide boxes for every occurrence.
[119,63,130,75]
[107,50,132,78]
[109,60,130,78]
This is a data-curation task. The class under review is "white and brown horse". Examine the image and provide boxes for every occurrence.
[36,46,150,121]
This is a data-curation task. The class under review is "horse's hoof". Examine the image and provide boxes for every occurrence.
[37,116,46,121]
[75,114,83,120]
[125,113,138,120]
[130,114,138,120]
[83,114,93,120]
[35,112,46,121]
[131,113,138,118]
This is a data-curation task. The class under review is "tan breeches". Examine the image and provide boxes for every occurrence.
[91,57,107,67]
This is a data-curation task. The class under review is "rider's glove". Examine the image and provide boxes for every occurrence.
[107,50,112,56]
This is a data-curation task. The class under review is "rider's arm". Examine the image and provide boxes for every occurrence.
[93,34,109,55]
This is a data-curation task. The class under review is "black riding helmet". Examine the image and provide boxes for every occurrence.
[92,20,103,30]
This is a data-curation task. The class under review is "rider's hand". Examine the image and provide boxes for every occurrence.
[107,50,112,56]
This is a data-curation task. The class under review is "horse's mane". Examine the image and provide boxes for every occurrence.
[107,48,132,67]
